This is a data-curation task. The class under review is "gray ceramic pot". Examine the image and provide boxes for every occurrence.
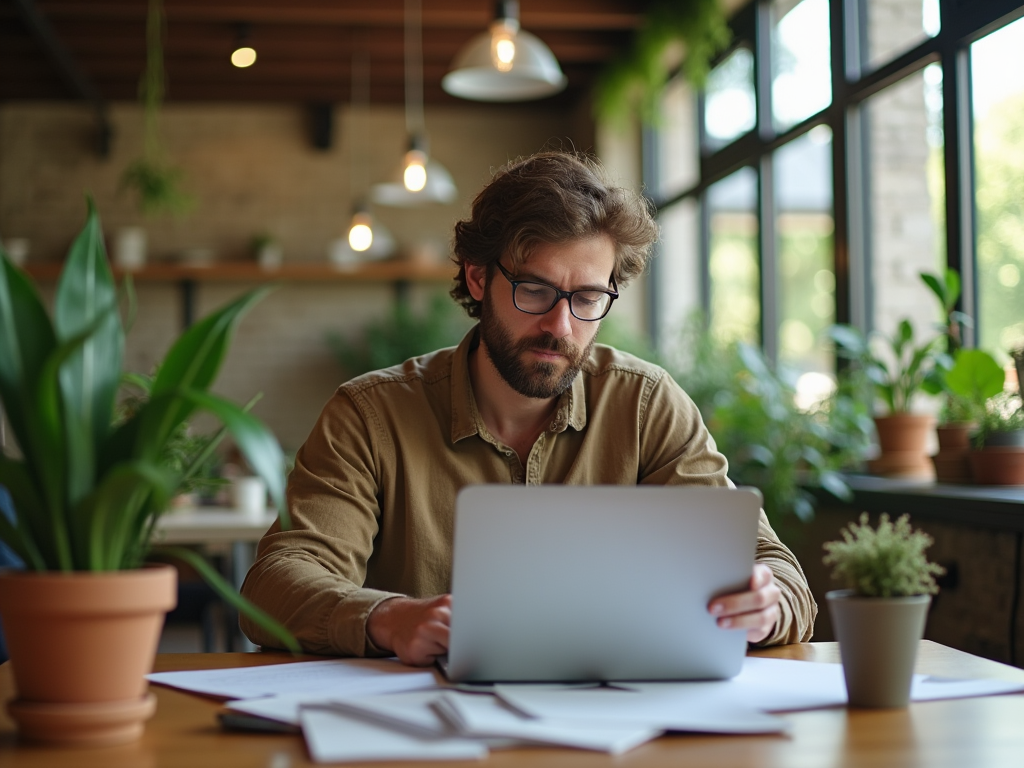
[826,590,931,708]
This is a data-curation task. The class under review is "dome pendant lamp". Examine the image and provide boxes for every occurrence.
[442,0,566,101]
[332,50,395,268]
[372,0,457,207]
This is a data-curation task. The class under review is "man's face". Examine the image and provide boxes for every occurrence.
[476,235,616,400]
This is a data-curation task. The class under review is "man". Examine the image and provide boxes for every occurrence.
[241,152,816,664]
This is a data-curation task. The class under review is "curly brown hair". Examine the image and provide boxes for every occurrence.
[450,151,659,318]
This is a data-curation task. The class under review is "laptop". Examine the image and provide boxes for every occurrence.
[444,484,762,683]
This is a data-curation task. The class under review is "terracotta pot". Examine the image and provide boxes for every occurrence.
[827,590,931,708]
[932,423,975,484]
[970,447,1024,486]
[870,415,936,480]
[0,565,176,746]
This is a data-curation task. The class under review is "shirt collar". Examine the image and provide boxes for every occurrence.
[450,324,588,443]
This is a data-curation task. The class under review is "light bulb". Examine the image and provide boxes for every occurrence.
[492,31,516,71]
[231,46,257,68]
[348,212,373,251]
[403,149,428,192]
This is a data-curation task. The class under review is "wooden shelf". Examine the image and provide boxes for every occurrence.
[22,260,457,283]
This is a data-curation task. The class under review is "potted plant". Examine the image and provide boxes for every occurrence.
[829,320,941,479]
[933,349,1005,482]
[823,513,944,708]
[0,201,297,747]
[970,390,1024,485]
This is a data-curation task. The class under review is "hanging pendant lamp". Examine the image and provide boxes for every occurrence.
[442,0,566,101]
[372,0,457,207]
[332,51,395,269]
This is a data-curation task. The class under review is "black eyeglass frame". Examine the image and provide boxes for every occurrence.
[494,262,619,322]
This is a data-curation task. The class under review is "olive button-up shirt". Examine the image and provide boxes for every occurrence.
[240,327,817,655]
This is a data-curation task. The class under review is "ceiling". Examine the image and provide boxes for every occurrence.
[0,0,654,108]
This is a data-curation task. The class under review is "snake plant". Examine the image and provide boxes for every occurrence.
[0,200,297,651]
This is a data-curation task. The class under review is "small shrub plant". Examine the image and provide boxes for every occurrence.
[823,513,945,597]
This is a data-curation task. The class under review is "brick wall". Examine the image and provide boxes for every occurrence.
[0,100,606,450]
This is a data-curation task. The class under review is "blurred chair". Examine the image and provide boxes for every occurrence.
[0,486,24,665]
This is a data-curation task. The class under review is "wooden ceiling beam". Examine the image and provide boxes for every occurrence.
[31,1,644,30]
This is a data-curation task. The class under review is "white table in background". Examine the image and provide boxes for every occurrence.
[153,507,278,651]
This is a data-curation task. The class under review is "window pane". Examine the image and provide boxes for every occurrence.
[655,199,702,356]
[774,127,835,380]
[707,168,759,345]
[863,66,945,338]
[863,0,940,72]
[972,17,1024,359]
[704,48,756,151]
[772,0,832,133]
[656,76,700,199]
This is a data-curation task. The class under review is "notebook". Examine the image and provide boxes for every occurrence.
[444,484,762,683]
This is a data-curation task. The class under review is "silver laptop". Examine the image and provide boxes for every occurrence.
[446,484,762,683]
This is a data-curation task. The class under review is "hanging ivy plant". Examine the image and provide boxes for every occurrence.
[119,0,194,217]
[594,0,732,126]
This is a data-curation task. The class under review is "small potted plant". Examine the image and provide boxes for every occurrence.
[933,349,1005,483]
[829,319,941,479]
[970,390,1024,485]
[823,513,944,708]
[0,201,297,747]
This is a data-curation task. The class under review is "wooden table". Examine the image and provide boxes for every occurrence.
[2,641,1024,767]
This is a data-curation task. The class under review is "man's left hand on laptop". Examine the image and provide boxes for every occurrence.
[707,564,782,645]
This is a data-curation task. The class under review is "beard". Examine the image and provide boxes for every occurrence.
[479,293,595,399]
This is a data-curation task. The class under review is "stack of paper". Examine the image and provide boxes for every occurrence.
[148,655,1024,764]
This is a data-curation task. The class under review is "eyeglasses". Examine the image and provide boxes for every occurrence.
[495,262,618,321]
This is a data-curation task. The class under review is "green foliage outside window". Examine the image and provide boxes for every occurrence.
[975,92,1024,359]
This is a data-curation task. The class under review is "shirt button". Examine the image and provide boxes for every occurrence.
[505,451,513,457]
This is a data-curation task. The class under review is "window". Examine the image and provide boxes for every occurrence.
[860,65,945,338]
[704,48,756,150]
[862,0,941,71]
[708,168,760,345]
[971,16,1024,359]
[774,128,834,376]
[649,0,1024,378]
[771,0,832,132]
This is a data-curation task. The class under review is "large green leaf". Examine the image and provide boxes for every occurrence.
[945,349,1005,403]
[54,200,124,509]
[145,288,271,452]
[84,459,175,570]
[0,255,58,477]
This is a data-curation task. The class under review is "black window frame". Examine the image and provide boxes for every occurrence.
[647,0,1024,362]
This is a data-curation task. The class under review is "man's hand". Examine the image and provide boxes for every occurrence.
[707,564,781,645]
[366,594,452,666]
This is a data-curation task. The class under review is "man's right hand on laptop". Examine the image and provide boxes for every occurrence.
[367,594,451,666]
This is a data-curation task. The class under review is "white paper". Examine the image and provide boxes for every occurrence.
[147,657,438,700]
[227,693,335,725]
[616,657,852,713]
[604,658,1024,714]
[435,691,662,754]
[494,684,787,734]
[301,706,488,763]
[911,675,1024,701]
[327,690,455,738]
